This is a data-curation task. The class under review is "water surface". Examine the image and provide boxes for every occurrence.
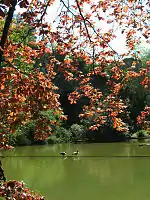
[1,143,150,200]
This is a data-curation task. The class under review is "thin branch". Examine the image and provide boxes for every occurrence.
[60,0,76,16]
[19,0,51,46]
[75,0,92,43]
[52,4,65,23]
[85,19,131,68]
[38,0,51,23]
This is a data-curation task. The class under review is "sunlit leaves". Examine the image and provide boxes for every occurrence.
[0,66,64,140]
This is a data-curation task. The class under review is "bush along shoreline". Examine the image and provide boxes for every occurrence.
[5,120,150,146]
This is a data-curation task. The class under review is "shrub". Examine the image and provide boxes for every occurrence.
[20,121,35,141]
[6,109,65,146]
[6,121,35,146]
[39,109,64,129]
[69,124,86,141]
[47,135,60,144]
[55,127,73,143]
[6,132,18,146]
[132,130,150,138]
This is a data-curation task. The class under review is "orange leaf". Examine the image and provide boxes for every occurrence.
[1,85,5,90]
[123,6,128,12]
[9,112,14,116]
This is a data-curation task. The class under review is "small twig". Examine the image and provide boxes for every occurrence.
[60,0,77,16]
[19,0,51,46]
[92,45,96,76]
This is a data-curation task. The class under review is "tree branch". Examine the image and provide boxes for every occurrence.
[75,0,92,43]
[60,0,131,69]
[39,0,51,23]
[0,0,17,67]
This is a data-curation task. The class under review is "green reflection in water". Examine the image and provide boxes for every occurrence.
[1,143,150,200]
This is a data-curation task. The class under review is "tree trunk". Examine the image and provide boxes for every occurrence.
[0,0,17,67]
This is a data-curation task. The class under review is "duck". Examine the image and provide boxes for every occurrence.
[139,143,144,147]
[72,150,79,156]
[60,152,67,156]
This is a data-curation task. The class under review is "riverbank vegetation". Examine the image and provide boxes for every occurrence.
[0,0,150,199]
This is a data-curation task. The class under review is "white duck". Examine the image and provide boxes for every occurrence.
[72,150,79,156]
[60,152,67,156]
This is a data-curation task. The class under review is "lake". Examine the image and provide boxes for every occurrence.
[1,142,150,200]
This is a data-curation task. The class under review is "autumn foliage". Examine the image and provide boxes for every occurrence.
[0,180,44,199]
[137,105,150,131]
[0,0,149,139]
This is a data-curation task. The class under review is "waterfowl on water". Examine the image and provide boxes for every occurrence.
[60,152,67,156]
[72,150,79,156]
[139,143,144,146]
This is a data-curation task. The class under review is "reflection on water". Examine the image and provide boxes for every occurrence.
[1,143,150,200]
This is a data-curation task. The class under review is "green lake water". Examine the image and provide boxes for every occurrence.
[1,143,150,200]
